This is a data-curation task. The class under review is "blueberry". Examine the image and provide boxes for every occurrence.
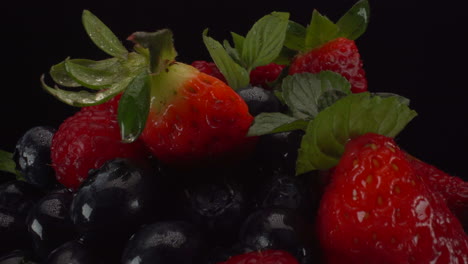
[0,250,37,264]
[0,208,31,255]
[182,178,248,245]
[43,240,102,264]
[236,86,282,116]
[13,126,57,189]
[238,208,314,264]
[206,243,253,264]
[122,221,206,264]
[0,171,15,185]
[255,173,307,211]
[26,191,77,260]
[0,180,43,216]
[69,158,163,255]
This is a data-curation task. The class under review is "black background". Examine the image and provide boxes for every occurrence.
[1,0,467,178]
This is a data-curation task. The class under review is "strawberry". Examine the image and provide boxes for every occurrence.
[317,133,468,263]
[289,37,367,93]
[217,249,299,264]
[51,102,148,190]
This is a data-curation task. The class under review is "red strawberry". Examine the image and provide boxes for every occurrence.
[317,133,468,263]
[217,249,299,264]
[289,37,367,93]
[139,61,256,166]
[51,103,148,190]
[191,60,227,83]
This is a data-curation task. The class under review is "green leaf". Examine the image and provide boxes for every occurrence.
[64,58,124,89]
[295,92,417,175]
[231,32,245,53]
[50,60,81,87]
[282,71,351,119]
[118,71,151,143]
[223,40,243,66]
[284,21,307,51]
[304,10,341,51]
[82,10,128,58]
[129,29,177,74]
[241,12,290,71]
[272,47,296,65]
[0,150,19,176]
[247,112,309,136]
[336,0,370,40]
[203,29,249,90]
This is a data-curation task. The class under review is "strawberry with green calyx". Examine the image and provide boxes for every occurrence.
[41,10,256,167]
[317,133,468,263]
[202,12,290,90]
[284,0,370,93]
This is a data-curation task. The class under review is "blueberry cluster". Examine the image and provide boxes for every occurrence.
[1,94,323,263]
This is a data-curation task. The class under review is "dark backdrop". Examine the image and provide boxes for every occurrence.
[1,0,467,178]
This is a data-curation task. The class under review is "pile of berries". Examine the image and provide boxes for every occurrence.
[1,1,467,263]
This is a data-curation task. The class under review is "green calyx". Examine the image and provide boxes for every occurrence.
[41,10,180,143]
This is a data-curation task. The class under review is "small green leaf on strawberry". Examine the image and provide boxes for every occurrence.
[241,12,290,71]
[82,10,128,59]
[247,113,308,136]
[118,70,151,143]
[64,58,124,89]
[50,59,82,87]
[296,92,417,174]
[336,0,370,40]
[305,10,341,51]
[202,29,250,90]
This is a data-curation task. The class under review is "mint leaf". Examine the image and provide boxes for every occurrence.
[282,71,351,119]
[296,92,417,174]
[231,32,245,54]
[247,112,309,136]
[118,70,151,143]
[241,12,290,71]
[129,29,178,74]
[223,40,243,66]
[203,29,249,90]
[284,21,306,51]
[82,10,128,59]
[64,58,124,89]
[0,150,18,176]
[336,0,370,40]
[304,10,341,51]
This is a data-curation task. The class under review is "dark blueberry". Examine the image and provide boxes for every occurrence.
[254,130,304,175]
[239,208,314,264]
[206,243,253,264]
[0,250,37,264]
[70,158,163,254]
[43,240,102,264]
[0,208,31,255]
[236,86,282,116]
[26,191,77,260]
[256,173,307,211]
[122,221,206,264]
[0,171,15,185]
[182,178,248,246]
[13,126,57,189]
[0,180,44,215]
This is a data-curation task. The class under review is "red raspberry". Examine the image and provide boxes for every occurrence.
[51,107,148,190]
[217,250,299,264]
[191,60,227,83]
[249,63,285,89]
[289,37,367,93]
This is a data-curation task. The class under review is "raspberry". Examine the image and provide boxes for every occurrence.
[191,61,227,83]
[249,63,285,89]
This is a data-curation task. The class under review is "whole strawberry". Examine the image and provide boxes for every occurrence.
[317,133,468,263]
[217,249,299,264]
[51,100,148,190]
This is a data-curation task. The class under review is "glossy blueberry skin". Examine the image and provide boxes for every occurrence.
[0,250,37,264]
[13,126,56,189]
[0,208,31,255]
[0,180,43,216]
[44,240,102,264]
[236,86,282,116]
[255,173,308,211]
[239,208,313,264]
[122,221,206,264]
[182,179,248,245]
[26,191,77,260]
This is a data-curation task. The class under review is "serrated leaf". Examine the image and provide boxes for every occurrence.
[336,0,370,40]
[305,10,341,51]
[282,71,351,119]
[82,10,128,58]
[203,29,249,90]
[64,58,124,89]
[50,60,82,87]
[247,112,309,136]
[0,150,18,176]
[129,29,177,74]
[295,92,417,175]
[241,12,290,71]
[118,71,151,143]
[284,21,307,51]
